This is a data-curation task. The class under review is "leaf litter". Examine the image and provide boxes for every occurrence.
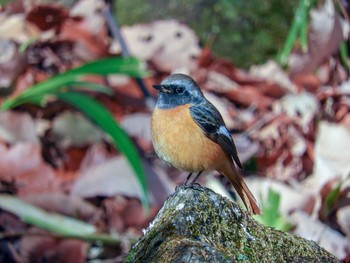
[0,0,349,261]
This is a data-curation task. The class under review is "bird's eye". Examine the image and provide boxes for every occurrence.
[176,87,185,94]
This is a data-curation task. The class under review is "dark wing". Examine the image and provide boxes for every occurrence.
[190,103,242,169]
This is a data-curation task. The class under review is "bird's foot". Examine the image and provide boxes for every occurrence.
[176,182,202,191]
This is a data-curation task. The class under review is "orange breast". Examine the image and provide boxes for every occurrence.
[151,104,228,172]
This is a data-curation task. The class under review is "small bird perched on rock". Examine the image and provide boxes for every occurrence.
[151,73,261,214]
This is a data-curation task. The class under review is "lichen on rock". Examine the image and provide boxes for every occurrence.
[126,185,338,262]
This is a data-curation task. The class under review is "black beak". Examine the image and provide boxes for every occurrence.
[152,84,171,93]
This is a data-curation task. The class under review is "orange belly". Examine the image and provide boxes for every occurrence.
[151,104,228,172]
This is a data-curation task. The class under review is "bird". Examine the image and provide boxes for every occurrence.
[150,73,261,215]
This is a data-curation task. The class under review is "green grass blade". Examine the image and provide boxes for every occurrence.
[0,74,76,110]
[0,195,122,245]
[298,0,309,52]
[0,57,147,111]
[253,188,292,232]
[66,81,113,95]
[55,91,149,210]
[339,41,350,73]
[0,195,96,235]
[277,0,312,65]
[67,57,147,77]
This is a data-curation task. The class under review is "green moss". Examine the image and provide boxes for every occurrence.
[126,186,338,262]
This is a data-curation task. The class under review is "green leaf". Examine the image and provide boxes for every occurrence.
[67,57,147,77]
[18,37,37,53]
[66,81,113,95]
[1,57,147,111]
[253,188,292,232]
[277,0,315,65]
[0,57,149,211]
[339,41,350,73]
[321,180,342,219]
[55,91,149,210]
[0,194,95,235]
[0,195,122,245]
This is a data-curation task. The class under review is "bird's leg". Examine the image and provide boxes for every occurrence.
[189,171,203,186]
[183,172,193,186]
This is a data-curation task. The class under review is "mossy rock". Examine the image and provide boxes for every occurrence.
[126,185,338,262]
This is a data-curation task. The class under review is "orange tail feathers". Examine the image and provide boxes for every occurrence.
[220,164,261,215]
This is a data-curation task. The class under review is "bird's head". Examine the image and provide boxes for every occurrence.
[153,74,204,109]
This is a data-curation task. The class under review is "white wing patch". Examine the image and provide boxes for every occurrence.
[218,126,231,138]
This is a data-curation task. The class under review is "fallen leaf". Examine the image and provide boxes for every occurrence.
[26,4,68,32]
[79,142,111,171]
[71,156,143,199]
[312,121,350,190]
[60,18,109,60]
[289,0,346,73]
[103,197,126,233]
[0,39,26,96]
[249,60,297,92]
[291,72,321,94]
[120,113,152,151]
[20,231,87,263]
[117,20,201,72]
[51,111,104,149]
[337,206,350,237]
[225,86,273,110]
[272,92,319,132]
[0,143,59,195]
[204,70,239,93]
[20,232,57,263]
[0,111,39,144]
[0,13,41,43]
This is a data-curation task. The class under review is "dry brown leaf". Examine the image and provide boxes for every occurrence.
[0,39,26,96]
[291,72,321,94]
[272,92,319,132]
[204,70,239,93]
[120,113,153,151]
[0,143,59,195]
[71,156,143,199]
[70,0,105,34]
[51,112,104,149]
[60,18,109,60]
[337,206,350,237]
[0,14,41,43]
[117,20,201,72]
[26,4,68,32]
[20,231,57,263]
[103,197,127,233]
[249,60,297,92]
[20,231,87,263]
[0,111,39,144]
[225,86,273,110]
[79,143,111,172]
[251,114,311,180]
[0,211,27,232]
[313,121,350,190]
[289,0,347,73]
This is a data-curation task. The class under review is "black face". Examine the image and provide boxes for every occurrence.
[153,74,204,109]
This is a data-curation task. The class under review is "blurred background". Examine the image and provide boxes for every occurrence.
[0,0,349,262]
[115,0,297,68]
